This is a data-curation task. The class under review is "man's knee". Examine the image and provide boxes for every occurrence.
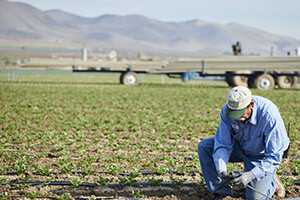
[246,189,272,200]
[246,177,276,200]
[198,137,214,154]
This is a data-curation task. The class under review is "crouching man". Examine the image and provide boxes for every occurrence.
[198,86,289,199]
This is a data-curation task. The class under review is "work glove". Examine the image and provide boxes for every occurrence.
[217,170,228,180]
[232,171,255,187]
[217,170,231,184]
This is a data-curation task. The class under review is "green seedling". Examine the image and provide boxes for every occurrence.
[69,177,83,187]
[15,160,28,175]
[291,160,300,175]
[147,177,163,186]
[96,176,113,186]
[0,177,9,184]
[118,171,140,186]
[25,191,44,199]
[54,193,72,200]
[89,195,96,200]
[82,167,96,175]
[170,176,187,185]
[131,190,146,199]
[103,163,122,175]
[57,157,72,166]
[42,177,54,185]
[152,165,167,175]
[20,175,33,183]
[61,164,74,174]
[0,192,10,200]
[281,177,295,188]
[13,183,29,190]
[35,164,52,176]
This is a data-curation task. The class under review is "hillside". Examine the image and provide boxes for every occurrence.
[1,0,300,55]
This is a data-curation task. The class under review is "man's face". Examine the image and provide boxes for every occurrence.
[236,101,254,122]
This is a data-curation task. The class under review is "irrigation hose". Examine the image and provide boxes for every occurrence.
[203,175,236,200]
[202,181,228,200]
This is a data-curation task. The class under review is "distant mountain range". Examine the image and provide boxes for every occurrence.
[1,0,300,55]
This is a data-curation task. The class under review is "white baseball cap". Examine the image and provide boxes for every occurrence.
[225,86,252,119]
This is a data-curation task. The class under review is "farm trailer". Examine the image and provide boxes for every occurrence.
[72,56,300,90]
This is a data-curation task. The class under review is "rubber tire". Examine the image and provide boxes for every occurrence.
[225,72,234,86]
[231,70,251,87]
[254,74,275,90]
[225,71,251,87]
[276,72,298,89]
[247,77,255,88]
[121,72,138,86]
[120,73,125,84]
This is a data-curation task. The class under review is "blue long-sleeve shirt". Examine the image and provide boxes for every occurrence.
[213,95,290,180]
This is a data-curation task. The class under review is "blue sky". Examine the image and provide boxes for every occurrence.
[9,0,300,40]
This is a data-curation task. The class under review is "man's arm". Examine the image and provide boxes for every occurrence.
[213,105,234,173]
[251,116,290,181]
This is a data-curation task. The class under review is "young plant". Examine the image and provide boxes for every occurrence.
[103,163,122,175]
[147,177,163,186]
[152,165,167,175]
[0,177,9,184]
[54,193,72,200]
[25,191,44,199]
[35,164,52,176]
[69,177,83,187]
[170,176,187,185]
[13,183,29,190]
[282,177,295,188]
[42,177,54,185]
[0,192,10,200]
[61,164,74,174]
[15,160,28,175]
[118,171,140,186]
[82,167,96,175]
[96,176,113,186]
[291,160,300,175]
[89,195,96,200]
[131,190,146,199]
[20,175,33,183]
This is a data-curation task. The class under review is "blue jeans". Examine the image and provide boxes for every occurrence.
[198,137,276,200]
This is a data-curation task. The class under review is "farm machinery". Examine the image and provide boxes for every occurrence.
[72,55,300,90]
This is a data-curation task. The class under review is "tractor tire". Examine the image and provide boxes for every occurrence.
[254,74,275,90]
[276,72,298,89]
[231,70,251,87]
[121,72,138,86]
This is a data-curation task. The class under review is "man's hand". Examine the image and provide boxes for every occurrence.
[217,170,234,184]
[233,171,255,187]
[217,170,228,180]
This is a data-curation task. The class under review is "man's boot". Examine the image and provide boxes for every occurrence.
[274,174,285,197]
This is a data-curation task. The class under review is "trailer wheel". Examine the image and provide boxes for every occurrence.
[225,72,234,86]
[121,72,138,86]
[120,72,125,84]
[225,71,251,87]
[276,72,298,89]
[254,74,275,90]
[247,77,255,88]
[231,70,251,87]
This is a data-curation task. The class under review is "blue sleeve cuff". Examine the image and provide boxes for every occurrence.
[251,166,264,181]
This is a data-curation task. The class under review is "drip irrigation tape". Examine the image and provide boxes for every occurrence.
[6,181,300,187]
[6,181,204,187]
[11,196,55,199]
[23,153,300,160]
[10,196,143,200]
[294,181,300,185]
[0,169,297,176]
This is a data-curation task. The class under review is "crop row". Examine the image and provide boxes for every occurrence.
[0,71,299,198]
